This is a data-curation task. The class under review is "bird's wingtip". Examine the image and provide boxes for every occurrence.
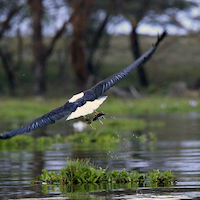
[0,132,10,139]
[155,29,168,47]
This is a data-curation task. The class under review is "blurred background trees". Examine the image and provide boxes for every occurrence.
[0,0,199,96]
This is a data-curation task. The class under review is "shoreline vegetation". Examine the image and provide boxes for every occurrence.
[0,96,199,120]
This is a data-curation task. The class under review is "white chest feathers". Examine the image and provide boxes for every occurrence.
[66,95,107,121]
[68,92,84,102]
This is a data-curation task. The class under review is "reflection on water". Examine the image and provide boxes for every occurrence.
[1,113,200,199]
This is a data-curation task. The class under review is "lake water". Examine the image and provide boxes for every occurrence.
[1,113,200,199]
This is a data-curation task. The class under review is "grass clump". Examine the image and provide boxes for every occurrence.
[39,158,106,184]
[35,158,176,187]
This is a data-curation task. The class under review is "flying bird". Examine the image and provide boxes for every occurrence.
[0,30,167,139]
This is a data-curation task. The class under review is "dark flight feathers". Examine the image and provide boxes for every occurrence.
[0,30,167,139]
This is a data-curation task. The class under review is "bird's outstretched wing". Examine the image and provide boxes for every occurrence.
[0,30,167,139]
[87,30,167,97]
[0,102,74,139]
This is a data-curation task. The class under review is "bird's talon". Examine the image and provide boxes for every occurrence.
[93,110,106,121]
[83,116,91,124]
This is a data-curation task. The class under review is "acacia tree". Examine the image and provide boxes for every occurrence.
[85,0,122,80]
[119,0,197,87]
[27,0,67,95]
[68,0,94,89]
[65,0,118,89]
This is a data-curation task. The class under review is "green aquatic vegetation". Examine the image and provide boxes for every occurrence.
[65,129,120,147]
[0,134,54,151]
[105,170,145,185]
[65,118,147,147]
[0,119,152,151]
[35,158,176,188]
[39,158,106,184]
[147,170,177,187]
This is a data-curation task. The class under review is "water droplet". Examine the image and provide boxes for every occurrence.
[90,124,96,130]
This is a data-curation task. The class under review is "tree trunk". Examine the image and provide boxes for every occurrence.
[28,0,68,95]
[0,5,23,95]
[28,0,47,95]
[130,27,149,87]
[15,27,23,71]
[70,0,94,90]
[0,48,16,95]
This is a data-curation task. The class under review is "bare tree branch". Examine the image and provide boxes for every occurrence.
[0,6,23,39]
[46,20,68,57]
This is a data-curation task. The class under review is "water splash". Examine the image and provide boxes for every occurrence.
[89,124,96,130]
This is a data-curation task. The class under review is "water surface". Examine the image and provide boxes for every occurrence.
[1,113,200,199]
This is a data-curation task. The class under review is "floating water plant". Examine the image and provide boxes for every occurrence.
[148,170,177,187]
[34,158,176,188]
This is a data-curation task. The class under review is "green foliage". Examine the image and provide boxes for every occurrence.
[35,158,176,188]
[38,158,107,184]
[65,118,147,149]
[62,160,104,184]
[104,170,145,185]
[1,33,200,95]
[0,135,54,151]
[147,170,177,187]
